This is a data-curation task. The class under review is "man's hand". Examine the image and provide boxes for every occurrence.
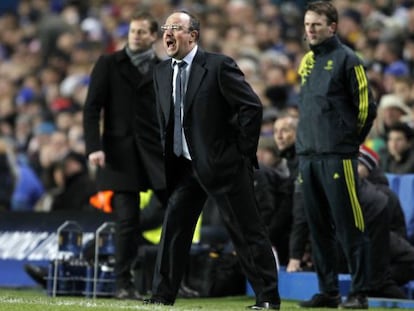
[88,150,105,167]
[286,258,302,272]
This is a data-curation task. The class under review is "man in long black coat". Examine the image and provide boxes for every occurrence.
[83,11,166,299]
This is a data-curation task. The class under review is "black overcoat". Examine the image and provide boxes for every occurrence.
[83,49,165,191]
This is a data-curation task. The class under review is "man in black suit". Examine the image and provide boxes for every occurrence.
[145,11,280,310]
[83,11,166,300]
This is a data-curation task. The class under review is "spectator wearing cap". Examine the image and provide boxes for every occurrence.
[356,144,414,297]
[381,122,414,174]
[354,144,408,299]
[358,145,407,240]
[384,61,410,77]
[368,93,410,151]
[357,144,380,178]
[380,94,411,124]
[383,61,410,93]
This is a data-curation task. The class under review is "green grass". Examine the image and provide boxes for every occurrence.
[0,288,406,310]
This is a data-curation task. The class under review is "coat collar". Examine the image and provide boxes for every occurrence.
[115,48,156,89]
[309,35,341,56]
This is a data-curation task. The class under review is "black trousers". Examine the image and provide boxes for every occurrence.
[151,157,279,304]
[112,189,167,289]
[299,157,370,295]
[112,192,140,289]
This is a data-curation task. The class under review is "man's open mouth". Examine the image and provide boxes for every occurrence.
[166,38,175,48]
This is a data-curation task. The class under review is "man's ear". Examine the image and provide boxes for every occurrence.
[330,22,337,34]
[190,30,198,43]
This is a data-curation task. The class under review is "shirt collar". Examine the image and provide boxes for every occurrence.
[171,45,198,67]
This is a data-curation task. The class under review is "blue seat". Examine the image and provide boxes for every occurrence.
[395,174,414,240]
[246,270,351,300]
[385,173,400,196]
[404,280,414,299]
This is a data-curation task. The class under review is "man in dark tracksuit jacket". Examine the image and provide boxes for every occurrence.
[296,1,377,309]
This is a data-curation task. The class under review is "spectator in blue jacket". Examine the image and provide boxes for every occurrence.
[0,137,44,211]
[11,160,44,211]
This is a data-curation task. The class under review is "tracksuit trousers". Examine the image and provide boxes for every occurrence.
[298,156,370,295]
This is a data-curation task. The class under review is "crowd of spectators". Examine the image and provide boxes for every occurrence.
[1,0,414,267]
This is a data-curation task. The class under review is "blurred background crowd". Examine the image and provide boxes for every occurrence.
[0,0,414,216]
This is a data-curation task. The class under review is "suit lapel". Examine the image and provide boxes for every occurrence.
[184,49,206,116]
[157,61,174,125]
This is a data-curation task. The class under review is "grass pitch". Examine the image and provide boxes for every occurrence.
[0,288,405,310]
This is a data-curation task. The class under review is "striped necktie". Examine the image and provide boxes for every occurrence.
[173,61,187,157]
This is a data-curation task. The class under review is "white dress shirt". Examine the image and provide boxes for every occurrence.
[171,45,198,160]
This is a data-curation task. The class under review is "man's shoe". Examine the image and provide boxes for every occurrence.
[339,293,368,309]
[143,297,174,306]
[114,288,143,300]
[24,264,48,288]
[247,302,280,310]
[299,293,341,308]
[178,283,200,298]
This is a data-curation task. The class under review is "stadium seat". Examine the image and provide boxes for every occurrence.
[396,175,414,240]
[385,173,400,196]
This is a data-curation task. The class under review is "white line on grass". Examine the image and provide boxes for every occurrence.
[0,296,205,311]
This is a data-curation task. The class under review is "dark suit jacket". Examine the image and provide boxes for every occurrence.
[154,48,262,194]
[83,48,165,192]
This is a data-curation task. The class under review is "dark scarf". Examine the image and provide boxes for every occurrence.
[125,45,155,74]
